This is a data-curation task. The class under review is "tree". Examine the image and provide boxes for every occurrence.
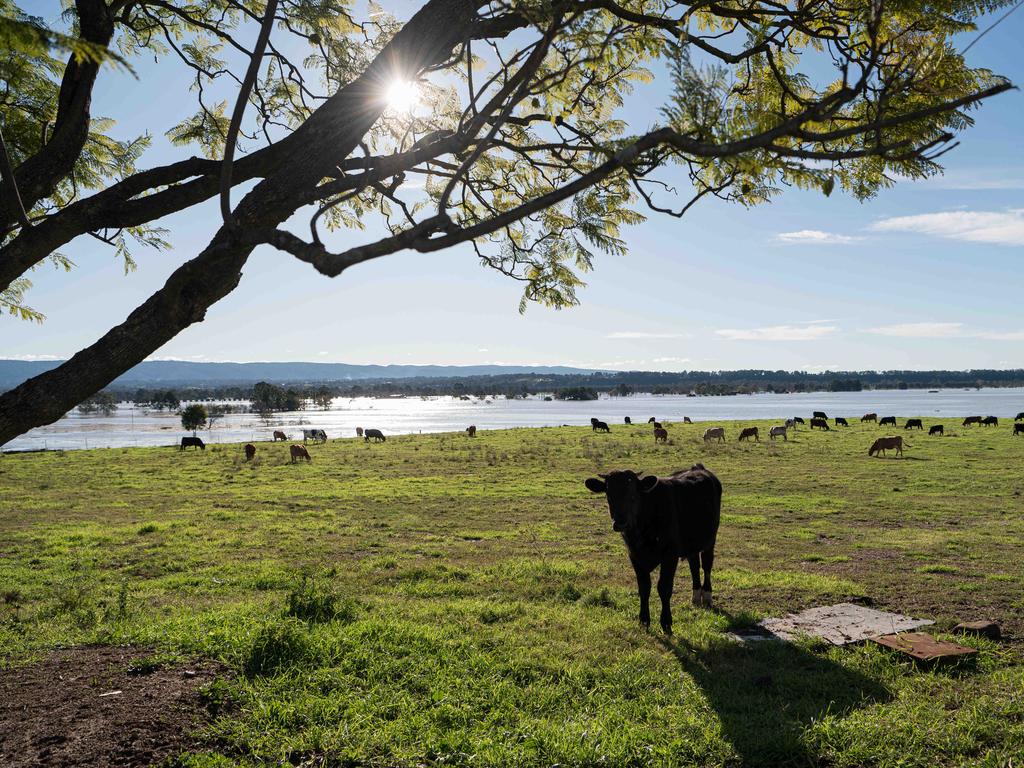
[77,390,117,415]
[312,386,333,410]
[0,0,1014,445]
[180,403,207,435]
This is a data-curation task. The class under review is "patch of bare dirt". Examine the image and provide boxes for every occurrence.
[0,646,224,767]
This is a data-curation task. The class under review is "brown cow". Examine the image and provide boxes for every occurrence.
[273,430,287,441]
[466,425,477,437]
[861,413,877,423]
[290,444,311,463]
[654,427,668,443]
[738,427,759,442]
[1014,423,1024,436]
[244,443,256,461]
[963,416,982,427]
[703,427,725,443]
[810,418,830,431]
[869,436,905,458]
[356,427,364,437]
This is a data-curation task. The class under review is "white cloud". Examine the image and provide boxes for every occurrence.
[606,331,689,339]
[776,230,863,245]
[864,322,966,338]
[871,209,1024,246]
[652,356,690,364]
[3,353,62,361]
[477,348,489,352]
[715,325,837,341]
[978,330,1024,341]
[318,351,329,356]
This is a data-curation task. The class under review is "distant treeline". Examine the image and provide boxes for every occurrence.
[100,369,1024,407]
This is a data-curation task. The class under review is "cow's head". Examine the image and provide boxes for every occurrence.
[584,470,657,531]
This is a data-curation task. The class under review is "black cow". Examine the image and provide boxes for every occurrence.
[180,436,205,451]
[1014,423,1024,436]
[835,417,849,427]
[584,465,722,634]
[810,418,830,431]
[364,428,386,442]
[929,425,944,436]
[793,417,805,425]
[905,419,923,430]
[982,416,998,426]
[624,417,632,424]
[648,417,657,424]
[1016,412,1024,422]
[813,411,828,420]
[879,416,897,427]
[590,418,611,433]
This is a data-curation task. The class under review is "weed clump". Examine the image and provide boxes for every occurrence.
[284,574,358,624]
[243,618,311,677]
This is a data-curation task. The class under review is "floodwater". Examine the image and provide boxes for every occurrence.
[4,387,1022,452]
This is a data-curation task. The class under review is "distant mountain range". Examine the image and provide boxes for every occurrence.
[0,360,603,389]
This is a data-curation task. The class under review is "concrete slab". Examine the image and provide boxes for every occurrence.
[758,602,934,645]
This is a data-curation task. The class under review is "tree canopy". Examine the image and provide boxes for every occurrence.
[0,0,1014,444]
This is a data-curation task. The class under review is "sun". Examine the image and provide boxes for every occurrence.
[385,79,420,113]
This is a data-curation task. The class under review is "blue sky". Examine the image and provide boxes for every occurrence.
[3,2,1023,371]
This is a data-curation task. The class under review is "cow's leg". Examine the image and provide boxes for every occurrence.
[633,563,651,629]
[687,555,702,606]
[657,557,677,634]
[700,550,715,608]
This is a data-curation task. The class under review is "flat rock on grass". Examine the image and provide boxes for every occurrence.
[0,646,223,768]
[759,602,934,645]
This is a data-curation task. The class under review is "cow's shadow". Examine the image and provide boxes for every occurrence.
[659,619,891,766]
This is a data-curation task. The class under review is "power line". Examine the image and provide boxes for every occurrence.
[962,0,1023,55]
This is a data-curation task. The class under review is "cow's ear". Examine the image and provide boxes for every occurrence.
[639,475,659,493]
[584,478,606,493]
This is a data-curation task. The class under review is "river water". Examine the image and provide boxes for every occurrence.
[3,388,1022,452]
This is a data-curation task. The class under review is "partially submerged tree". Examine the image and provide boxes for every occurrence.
[0,0,1014,444]
[180,403,208,435]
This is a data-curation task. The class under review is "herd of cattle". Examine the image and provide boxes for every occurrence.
[178,410,1024,464]
[591,410,1024,457]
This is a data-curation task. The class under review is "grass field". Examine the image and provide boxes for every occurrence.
[1,417,1023,766]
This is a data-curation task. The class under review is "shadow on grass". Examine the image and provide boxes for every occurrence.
[659,617,891,767]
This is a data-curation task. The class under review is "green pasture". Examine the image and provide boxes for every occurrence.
[1,416,1022,766]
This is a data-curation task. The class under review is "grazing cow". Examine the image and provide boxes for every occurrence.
[982,416,998,426]
[738,427,759,442]
[290,444,311,463]
[929,425,944,436]
[584,464,722,632]
[879,416,897,427]
[466,425,477,437]
[785,418,796,429]
[835,417,849,427]
[769,426,788,441]
[813,411,828,420]
[703,427,725,443]
[302,428,327,443]
[793,417,805,425]
[1014,423,1024,436]
[624,417,632,424]
[905,419,923,430]
[356,427,364,438]
[862,413,877,423]
[869,436,905,458]
[1016,412,1024,422]
[651,422,663,430]
[591,418,611,433]
[272,430,288,442]
[962,416,982,427]
[810,418,830,431]
[364,428,386,442]
[648,417,657,424]
[180,436,205,451]
[654,427,668,443]
[683,416,692,424]
[244,443,256,461]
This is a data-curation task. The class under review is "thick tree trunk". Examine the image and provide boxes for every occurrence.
[0,0,480,446]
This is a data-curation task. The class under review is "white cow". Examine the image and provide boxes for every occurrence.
[302,428,327,443]
[770,425,788,441]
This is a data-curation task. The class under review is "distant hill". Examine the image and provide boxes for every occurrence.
[0,360,603,390]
